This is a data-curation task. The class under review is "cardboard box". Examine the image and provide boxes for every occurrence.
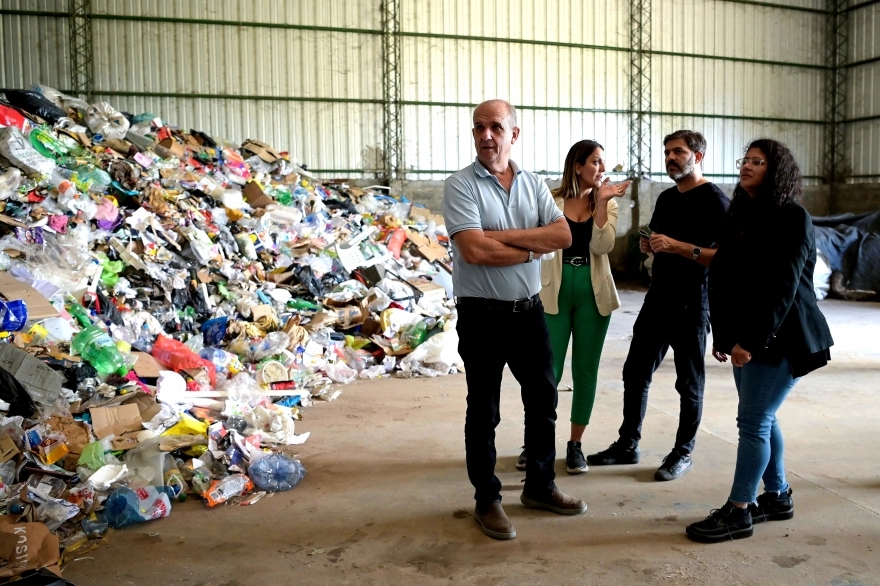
[406,277,447,301]
[0,432,20,463]
[243,181,273,208]
[89,404,142,440]
[0,272,60,320]
[0,345,63,406]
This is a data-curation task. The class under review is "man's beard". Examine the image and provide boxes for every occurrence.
[666,154,696,182]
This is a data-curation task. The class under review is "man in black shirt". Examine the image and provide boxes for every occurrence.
[587,130,730,481]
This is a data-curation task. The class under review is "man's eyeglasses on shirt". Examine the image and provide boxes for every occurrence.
[735,157,767,169]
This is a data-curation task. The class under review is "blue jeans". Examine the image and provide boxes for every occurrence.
[729,357,800,503]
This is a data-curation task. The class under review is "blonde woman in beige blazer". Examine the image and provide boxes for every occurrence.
[526,140,629,474]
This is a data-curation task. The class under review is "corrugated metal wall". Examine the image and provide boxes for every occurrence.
[847,1,879,182]
[0,0,873,184]
[651,1,828,182]
[399,0,631,180]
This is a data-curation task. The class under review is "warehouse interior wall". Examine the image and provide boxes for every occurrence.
[1,0,879,238]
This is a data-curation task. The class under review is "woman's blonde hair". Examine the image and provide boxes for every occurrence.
[552,140,603,214]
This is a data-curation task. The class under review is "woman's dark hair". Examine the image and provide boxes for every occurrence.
[552,140,604,212]
[732,138,803,208]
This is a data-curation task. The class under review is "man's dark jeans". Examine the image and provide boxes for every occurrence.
[618,299,709,455]
[456,301,558,505]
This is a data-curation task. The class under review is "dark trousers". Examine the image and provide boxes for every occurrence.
[456,301,558,505]
[618,299,709,454]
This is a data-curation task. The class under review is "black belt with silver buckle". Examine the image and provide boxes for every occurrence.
[456,293,540,313]
[562,256,589,266]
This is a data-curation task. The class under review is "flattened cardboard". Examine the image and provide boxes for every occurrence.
[0,272,59,320]
[132,351,164,378]
[0,432,20,463]
[241,139,281,164]
[0,345,63,406]
[243,182,273,208]
[122,392,162,423]
[89,404,142,440]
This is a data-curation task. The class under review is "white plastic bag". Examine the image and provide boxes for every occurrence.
[85,101,130,139]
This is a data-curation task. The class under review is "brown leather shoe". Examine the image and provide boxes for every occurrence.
[520,487,587,515]
[474,501,516,540]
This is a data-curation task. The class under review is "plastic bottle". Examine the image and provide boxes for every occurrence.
[64,294,93,328]
[287,298,319,311]
[163,455,188,502]
[404,320,428,349]
[248,454,306,492]
[202,474,253,507]
[132,323,154,353]
[71,325,128,376]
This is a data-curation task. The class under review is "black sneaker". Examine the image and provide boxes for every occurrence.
[565,441,588,474]
[515,446,527,471]
[686,501,753,543]
[655,450,692,481]
[750,488,794,523]
[586,441,640,465]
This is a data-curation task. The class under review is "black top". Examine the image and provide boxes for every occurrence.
[562,216,593,258]
[708,199,834,377]
[647,183,730,309]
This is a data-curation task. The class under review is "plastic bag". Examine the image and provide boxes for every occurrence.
[0,103,28,130]
[85,102,130,139]
[0,125,57,175]
[247,453,306,492]
[0,299,28,331]
[105,486,171,528]
[324,363,358,384]
[0,365,37,418]
[152,335,217,387]
[4,89,66,124]
[77,441,107,471]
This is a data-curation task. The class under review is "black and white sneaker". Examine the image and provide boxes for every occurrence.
[515,446,527,471]
[750,488,794,523]
[686,501,753,543]
[655,450,692,481]
[565,441,588,474]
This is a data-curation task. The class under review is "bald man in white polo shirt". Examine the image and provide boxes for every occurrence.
[443,99,587,541]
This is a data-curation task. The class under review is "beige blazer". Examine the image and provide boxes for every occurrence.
[539,197,621,316]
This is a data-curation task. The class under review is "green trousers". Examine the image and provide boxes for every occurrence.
[544,264,611,426]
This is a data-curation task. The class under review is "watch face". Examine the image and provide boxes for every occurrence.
[693,247,701,257]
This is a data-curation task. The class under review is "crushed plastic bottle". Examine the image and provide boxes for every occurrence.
[247,454,306,492]
[202,473,253,507]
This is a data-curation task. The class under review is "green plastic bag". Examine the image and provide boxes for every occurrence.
[78,441,106,471]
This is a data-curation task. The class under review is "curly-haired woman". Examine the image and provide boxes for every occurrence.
[685,139,834,543]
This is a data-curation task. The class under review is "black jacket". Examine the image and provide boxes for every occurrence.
[708,199,834,377]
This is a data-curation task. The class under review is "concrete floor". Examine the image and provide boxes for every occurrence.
[64,288,880,586]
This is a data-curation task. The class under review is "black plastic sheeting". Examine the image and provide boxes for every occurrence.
[813,211,880,294]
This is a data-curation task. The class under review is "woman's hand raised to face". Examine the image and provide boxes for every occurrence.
[596,178,633,202]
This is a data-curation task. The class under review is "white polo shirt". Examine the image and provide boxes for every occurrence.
[442,158,563,301]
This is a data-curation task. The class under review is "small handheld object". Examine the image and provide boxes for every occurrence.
[638,228,652,238]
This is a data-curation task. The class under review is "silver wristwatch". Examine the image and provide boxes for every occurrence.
[692,247,702,260]
[525,250,534,263]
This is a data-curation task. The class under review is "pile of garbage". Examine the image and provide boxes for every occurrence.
[0,85,460,578]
